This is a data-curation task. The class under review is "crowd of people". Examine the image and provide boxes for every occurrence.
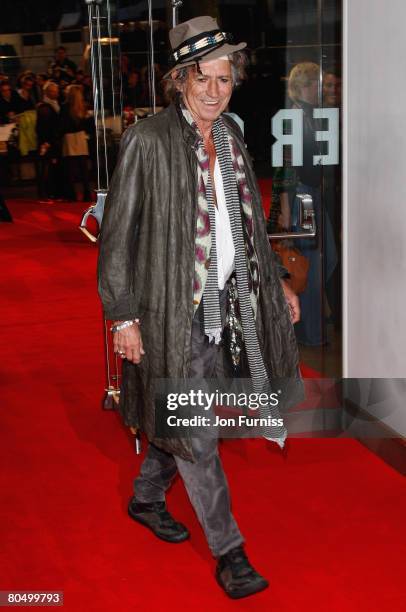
[0,46,168,203]
[0,47,96,202]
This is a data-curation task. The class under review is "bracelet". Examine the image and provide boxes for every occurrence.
[110,319,140,333]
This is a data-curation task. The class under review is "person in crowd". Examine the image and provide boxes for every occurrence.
[14,74,37,156]
[323,70,342,108]
[123,69,142,108]
[0,80,19,184]
[98,16,302,600]
[34,72,48,104]
[36,81,62,202]
[51,46,77,77]
[0,81,20,124]
[0,191,13,222]
[283,62,338,346]
[80,73,93,107]
[58,73,74,95]
[16,74,36,113]
[323,69,342,326]
[139,63,165,107]
[73,69,85,85]
[59,84,92,202]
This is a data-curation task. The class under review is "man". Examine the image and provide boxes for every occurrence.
[51,46,77,79]
[0,81,20,124]
[36,81,61,202]
[98,17,302,599]
[0,81,19,190]
[323,70,342,108]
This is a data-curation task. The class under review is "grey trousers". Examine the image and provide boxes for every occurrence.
[133,287,244,557]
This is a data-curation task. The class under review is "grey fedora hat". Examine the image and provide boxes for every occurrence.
[163,16,246,78]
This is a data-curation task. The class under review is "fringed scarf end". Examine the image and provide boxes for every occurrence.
[264,429,288,450]
[205,328,222,345]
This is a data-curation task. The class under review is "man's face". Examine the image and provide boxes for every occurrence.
[56,48,66,62]
[1,84,12,101]
[323,73,341,107]
[180,58,233,125]
[46,84,59,100]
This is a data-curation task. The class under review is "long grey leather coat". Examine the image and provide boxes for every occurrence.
[98,102,303,461]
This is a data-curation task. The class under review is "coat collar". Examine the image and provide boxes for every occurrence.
[171,99,200,149]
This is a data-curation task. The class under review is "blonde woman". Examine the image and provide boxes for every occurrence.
[59,84,92,202]
[285,62,337,346]
[288,62,319,107]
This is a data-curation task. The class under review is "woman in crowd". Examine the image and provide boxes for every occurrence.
[59,84,92,202]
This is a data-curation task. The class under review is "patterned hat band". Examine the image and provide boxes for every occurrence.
[171,29,233,65]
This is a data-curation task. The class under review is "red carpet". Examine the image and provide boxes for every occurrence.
[0,199,405,611]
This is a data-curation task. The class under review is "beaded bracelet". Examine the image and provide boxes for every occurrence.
[110,319,140,333]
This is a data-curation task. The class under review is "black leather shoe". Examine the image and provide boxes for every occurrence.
[128,498,190,543]
[216,545,269,599]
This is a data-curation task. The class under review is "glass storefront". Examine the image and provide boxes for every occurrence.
[219,0,343,376]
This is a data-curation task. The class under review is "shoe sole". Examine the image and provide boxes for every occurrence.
[128,506,190,544]
[215,573,269,599]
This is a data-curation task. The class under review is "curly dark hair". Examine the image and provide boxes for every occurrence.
[163,51,248,103]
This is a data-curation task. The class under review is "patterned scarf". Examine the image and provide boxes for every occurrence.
[181,103,287,446]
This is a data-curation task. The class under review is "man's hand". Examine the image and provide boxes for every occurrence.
[113,322,145,364]
[280,279,300,324]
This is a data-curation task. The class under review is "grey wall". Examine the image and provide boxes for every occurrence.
[343,0,406,436]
